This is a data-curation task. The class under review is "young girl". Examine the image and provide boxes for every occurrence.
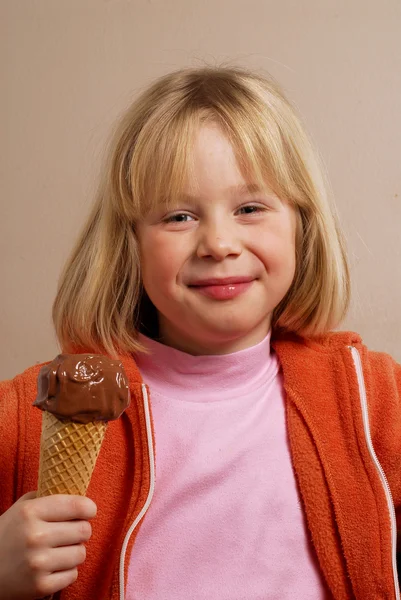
[0,66,400,600]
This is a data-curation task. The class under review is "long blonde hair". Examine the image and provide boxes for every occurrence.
[53,66,350,355]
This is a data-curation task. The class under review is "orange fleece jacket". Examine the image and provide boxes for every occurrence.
[1,330,401,599]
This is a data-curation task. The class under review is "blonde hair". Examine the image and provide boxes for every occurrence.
[53,66,350,355]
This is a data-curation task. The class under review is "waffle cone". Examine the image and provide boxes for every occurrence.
[37,412,107,497]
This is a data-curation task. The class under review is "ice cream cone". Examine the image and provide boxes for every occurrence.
[37,411,107,497]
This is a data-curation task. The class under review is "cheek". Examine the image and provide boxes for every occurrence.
[253,228,296,276]
[139,232,183,289]
[269,213,297,273]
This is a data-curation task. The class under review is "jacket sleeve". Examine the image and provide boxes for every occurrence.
[0,376,23,513]
[365,350,401,514]
[0,364,44,513]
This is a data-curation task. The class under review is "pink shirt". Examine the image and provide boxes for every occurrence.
[127,333,329,599]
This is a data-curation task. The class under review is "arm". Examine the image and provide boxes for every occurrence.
[0,377,21,512]
[364,351,401,508]
[0,370,97,599]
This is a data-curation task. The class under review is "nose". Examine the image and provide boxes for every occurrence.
[196,220,242,261]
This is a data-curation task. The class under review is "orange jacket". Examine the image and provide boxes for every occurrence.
[1,330,401,600]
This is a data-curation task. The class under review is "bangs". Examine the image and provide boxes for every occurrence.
[129,107,201,217]
[121,72,307,222]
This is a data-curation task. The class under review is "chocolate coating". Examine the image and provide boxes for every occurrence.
[33,354,130,424]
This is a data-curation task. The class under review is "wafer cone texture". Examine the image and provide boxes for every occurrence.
[37,412,107,497]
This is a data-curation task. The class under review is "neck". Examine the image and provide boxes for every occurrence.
[156,320,272,356]
[135,330,276,401]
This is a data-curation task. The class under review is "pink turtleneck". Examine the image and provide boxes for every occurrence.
[126,332,328,599]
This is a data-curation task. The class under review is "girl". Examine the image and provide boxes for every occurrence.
[0,66,400,600]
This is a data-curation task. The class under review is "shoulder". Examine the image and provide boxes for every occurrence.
[0,359,52,437]
[0,362,51,426]
[1,362,47,396]
[272,329,401,397]
[0,363,46,509]
[273,328,399,363]
[272,329,361,360]
[0,362,48,421]
[362,347,401,385]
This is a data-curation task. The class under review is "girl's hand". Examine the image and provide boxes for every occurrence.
[0,491,97,599]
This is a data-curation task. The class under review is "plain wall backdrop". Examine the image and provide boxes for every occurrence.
[1,0,400,379]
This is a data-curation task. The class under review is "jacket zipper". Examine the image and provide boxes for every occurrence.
[350,346,400,599]
[118,384,156,600]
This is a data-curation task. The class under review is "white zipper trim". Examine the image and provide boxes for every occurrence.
[119,384,156,600]
[350,346,400,599]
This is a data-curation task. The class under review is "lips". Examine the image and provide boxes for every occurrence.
[189,276,255,286]
[188,276,255,300]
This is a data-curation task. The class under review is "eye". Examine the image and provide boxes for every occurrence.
[236,204,267,215]
[163,212,195,223]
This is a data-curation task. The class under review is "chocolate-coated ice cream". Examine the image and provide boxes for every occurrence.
[33,354,130,424]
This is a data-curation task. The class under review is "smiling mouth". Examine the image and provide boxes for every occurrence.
[188,277,255,300]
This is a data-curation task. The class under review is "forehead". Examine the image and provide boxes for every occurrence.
[175,124,275,197]
[186,124,251,190]
[131,115,289,220]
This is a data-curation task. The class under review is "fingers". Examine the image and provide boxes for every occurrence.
[30,544,87,574]
[0,493,95,599]
[33,567,79,598]
[40,520,92,548]
[23,494,97,523]
[50,544,87,572]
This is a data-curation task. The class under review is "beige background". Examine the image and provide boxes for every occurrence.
[1,0,400,380]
